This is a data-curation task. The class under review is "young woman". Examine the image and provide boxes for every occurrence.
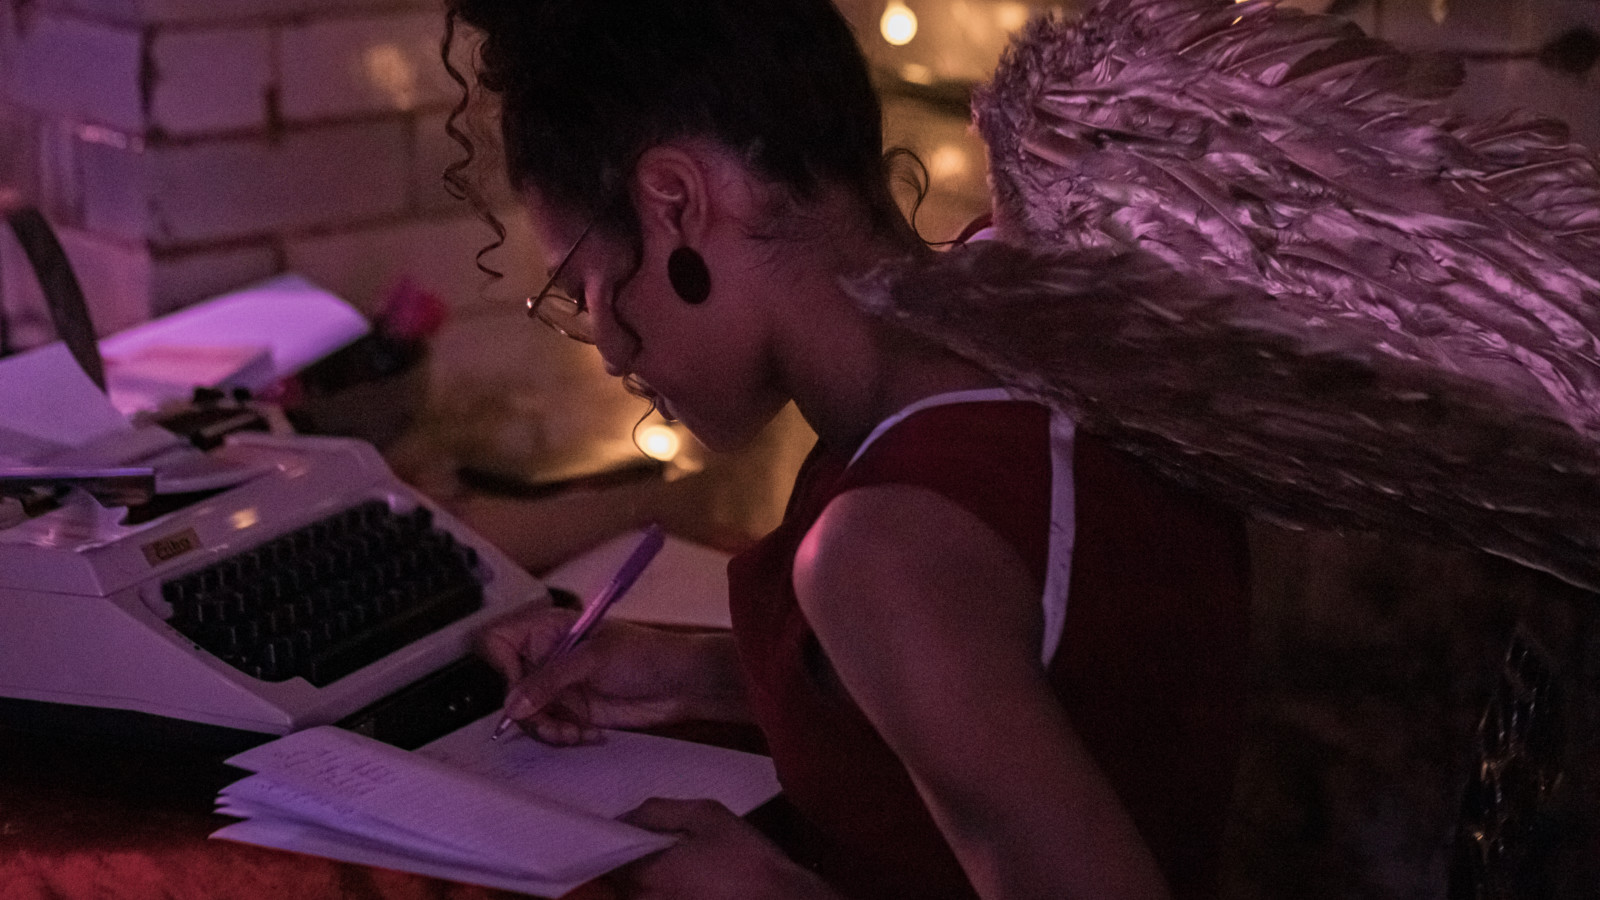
[443,2,1252,898]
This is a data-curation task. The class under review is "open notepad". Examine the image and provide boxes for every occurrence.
[212,714,782,897]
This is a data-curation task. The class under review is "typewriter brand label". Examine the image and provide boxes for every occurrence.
[143,528,202,566]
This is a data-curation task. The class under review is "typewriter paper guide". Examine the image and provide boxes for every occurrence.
[2,274,372,495]
[214,714,782,896]
[0,337,269,495]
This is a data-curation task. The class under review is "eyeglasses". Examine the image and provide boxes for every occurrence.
[526,218,598,344]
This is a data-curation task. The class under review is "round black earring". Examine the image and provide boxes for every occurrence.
[667,246,712,305]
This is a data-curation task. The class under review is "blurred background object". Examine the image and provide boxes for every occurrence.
[278,276,445,450]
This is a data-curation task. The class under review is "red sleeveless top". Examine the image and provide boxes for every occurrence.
[727,400,1251,900]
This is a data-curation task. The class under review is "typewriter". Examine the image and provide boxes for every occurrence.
[0,208,546,751]
[0,431,548,752]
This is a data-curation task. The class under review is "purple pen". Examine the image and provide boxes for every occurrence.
[490,524,667,741]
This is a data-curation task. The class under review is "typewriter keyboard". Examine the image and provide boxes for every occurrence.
[161,500,484,686]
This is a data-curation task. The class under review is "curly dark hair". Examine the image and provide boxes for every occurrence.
[440,0,923,274]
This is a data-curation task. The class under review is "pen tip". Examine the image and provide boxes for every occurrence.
[490,716,513,741]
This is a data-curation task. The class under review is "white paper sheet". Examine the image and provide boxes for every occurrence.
[0,339,270,499]
[100,274,369,389]
[417,712,781,819]
[544,529,734,630]
[0,342,130,464]
[220,724,667,883]
[103,344,273,415]
[213,714,781,897]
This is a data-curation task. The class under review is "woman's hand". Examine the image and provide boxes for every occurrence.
[477,606,749,745]
[611,799,840,900]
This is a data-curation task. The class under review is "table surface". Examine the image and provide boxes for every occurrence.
[0,724,580,900]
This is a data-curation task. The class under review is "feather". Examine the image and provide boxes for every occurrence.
[851,0,1600,592]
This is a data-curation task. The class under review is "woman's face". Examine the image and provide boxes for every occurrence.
[523,190,789,453]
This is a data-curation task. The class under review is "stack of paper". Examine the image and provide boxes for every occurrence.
[213,714,782,896]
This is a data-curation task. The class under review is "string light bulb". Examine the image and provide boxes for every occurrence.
[881,1,918,46]
[637,424,683,462]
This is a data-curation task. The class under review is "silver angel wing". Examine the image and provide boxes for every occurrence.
[852,0,1600,591]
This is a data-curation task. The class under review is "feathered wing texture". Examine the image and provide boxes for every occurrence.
[850,0,1600,592]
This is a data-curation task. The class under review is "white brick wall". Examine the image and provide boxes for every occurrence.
[12,0,146,28]
[71,128,146,241]
[148,26,274,135]
[57,227,156,335]
[280,12,458,122]
[3,11,144,130]
[75,120,411,244]
[4,8,457,136]
[149,243,280,315]
[154,120,412,242]
[412,109,513,214]
[0,222,283,331]
[29,0,436,27]
[0,103,39,204]
[150,0,435,24]
[1,4,470,241]
[282,211,541,316]
[0,223,149,337]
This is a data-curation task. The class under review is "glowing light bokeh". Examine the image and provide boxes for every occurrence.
[638,424,682,462]
[363,44,418,110]
[928,143,970,181]
[993,2,1030,33]
[881,1,918,46]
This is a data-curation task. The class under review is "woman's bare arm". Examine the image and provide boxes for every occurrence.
[794,484,1171,900]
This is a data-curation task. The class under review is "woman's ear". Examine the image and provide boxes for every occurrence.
[631,145,711,247]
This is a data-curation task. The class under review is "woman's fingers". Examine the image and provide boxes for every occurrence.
[482,609,704,740]
[478,606,577,682]
[479,606,612,742]
[512,675,605,745]
[521,713,604,746]
[506,631,597,710]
